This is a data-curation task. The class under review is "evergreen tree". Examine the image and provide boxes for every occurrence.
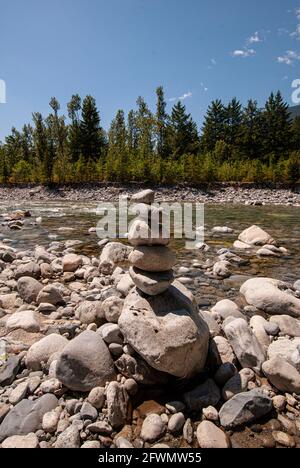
[169,101,199,158]
[262,91,292,160]
[21,125,33,162]
[107,110,128,181]
[292,116,300,150]
[127,110,138,155]
[241,99,263,159]
[67,94,82,162]
[224,98,243,147]
[285,151,300,184]
[32,112,50,183]
[80,95,104,161]
[201,99,226,152]
[4,127,23,170]
[155,86,169,158]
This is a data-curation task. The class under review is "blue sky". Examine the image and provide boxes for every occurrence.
[1,0,300,141]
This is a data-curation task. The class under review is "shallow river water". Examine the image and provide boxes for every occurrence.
[1,200,299,294]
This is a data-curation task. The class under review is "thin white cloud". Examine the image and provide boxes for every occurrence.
[210,58,217,65]
[169,91,192,102]
[179,91,192,100]
[200,82,208,92]
[277,50,300,65]
[231,48,256,58]
[278,27,290,36]
[290,24,300,39]
[290,7,300,39]
[247,31,262,44]
[232,30,264,59]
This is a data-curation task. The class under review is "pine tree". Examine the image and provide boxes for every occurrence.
[169,101,199,158]
[285,151,300,184]
[67,94,82,162]
[21,125,33,162]
[127,110,138,155]
[224,98,243,147]
[241,99,263,159]
[32,112,51,183]
[292,116,300,150]
[262,91,292,160]
[155,86,169,158]
[4,128,23,170]
[80,95,104,161]
[136,96,154,160]
[107,110,128,182]
[201,99,226,152]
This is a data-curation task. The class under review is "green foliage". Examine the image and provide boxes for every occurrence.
[0,88,299,185]
[10,160,33,183]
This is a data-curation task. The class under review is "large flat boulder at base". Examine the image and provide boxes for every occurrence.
[118,281,209,378]
[240,278,300,318]
[56,331,116,392]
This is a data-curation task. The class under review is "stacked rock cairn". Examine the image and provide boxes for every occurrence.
[127,190,176,296]
[117,189,209,380]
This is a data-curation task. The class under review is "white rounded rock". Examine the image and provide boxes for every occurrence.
[119,282,209,378]
[140,414,166,442]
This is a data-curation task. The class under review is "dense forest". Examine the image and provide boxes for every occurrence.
[0,87,300,185]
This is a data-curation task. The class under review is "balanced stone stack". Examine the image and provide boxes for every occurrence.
[118,190,210,379]
[128,190,175,296]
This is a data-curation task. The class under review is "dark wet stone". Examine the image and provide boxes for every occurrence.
[0,394,58,442]
[0,355,21,387]
[219,389,273,429]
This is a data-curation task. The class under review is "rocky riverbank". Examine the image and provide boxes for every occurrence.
[0,183,300,206]
[0,190,300,449]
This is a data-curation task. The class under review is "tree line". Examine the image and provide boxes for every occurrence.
[0,87,300,185]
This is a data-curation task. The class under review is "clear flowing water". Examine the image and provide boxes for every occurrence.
[1,200,299,289]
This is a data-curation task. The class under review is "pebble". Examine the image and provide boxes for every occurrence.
[80,402,98,421]
[2,433,39,449]
[87,421,113,435]
[140,414,166,443]
[115,437,134,448]
[167,413,185,434]
[54,424,81,448]
[183,418,193,444]
[202,406,219,422]
[9,381,28,405]
[81,441,101,449]
[272,395,286,412]
[87,387,105,410]
[197,421,230,449]
[42,409,60,434]
[272,431,296,448]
